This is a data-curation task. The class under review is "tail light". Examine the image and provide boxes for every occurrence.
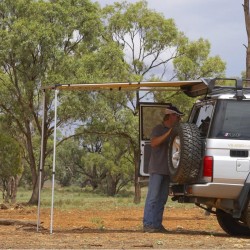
[203,156,213,181]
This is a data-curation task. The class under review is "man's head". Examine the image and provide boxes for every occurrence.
[163,105,184,127]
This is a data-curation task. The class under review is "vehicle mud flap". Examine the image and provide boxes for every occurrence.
[216,208,250,236]
[233,172,250,221]
[168,122,202,184]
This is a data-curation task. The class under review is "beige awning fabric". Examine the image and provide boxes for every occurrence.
[42,78,212,97]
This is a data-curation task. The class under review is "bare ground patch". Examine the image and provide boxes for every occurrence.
[0,205,249,249]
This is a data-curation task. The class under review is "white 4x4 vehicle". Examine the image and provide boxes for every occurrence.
[139,78,250,236]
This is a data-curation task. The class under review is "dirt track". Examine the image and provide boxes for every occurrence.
[0,205,250,249]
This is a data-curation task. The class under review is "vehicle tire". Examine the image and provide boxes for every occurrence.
[168,122,202,184]
[216,209,250,236]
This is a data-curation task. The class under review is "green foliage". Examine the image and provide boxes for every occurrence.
[0,0,128,203]
[102,0,179,79]
[56,130,134,196]
[56,87,138,196]
[0,117,23,201]
[153,91,196,120]
[55,139,76,187]
[0,129,22,178]
[101,138,134,196]
[173,38,226,80]
[32,186,141,210]
[13,186,195,209]
[0,0,228,204]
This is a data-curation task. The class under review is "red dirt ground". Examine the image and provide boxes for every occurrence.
[0,205,249,249]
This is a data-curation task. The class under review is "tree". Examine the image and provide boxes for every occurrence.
[0,0,227,205]
[0,0,104,204]
[173,38,226,80]
[101,139,134,196]
[102,0,179,80]
[154,38,226,114]
[243,0,250,82]
[69,90,136,195]
[57,135,108,190]
[56,132,134,196]
[0,119,23,203]
[101,0,226,203]
[101,0,180,203]
[54,138,77,187]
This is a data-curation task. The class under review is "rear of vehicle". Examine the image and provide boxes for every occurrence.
[139,78,250,236]
[186,96,250,199]
[171,93,250,236]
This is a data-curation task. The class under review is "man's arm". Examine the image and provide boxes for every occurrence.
[151,128,172,148]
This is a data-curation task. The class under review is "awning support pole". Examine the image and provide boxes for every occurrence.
[50,89,59,234]
[37,89,46,232]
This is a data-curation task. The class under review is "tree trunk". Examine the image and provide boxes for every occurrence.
[27,134,47,205]
[106,174,117,196]
[133,150,141,204]
[243,0,250,84]
[4,176,20,204]
[28,93,48,205]
[28,177,41,205]
[28,146,46,205]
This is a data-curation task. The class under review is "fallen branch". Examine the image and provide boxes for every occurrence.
[0,219,37,226]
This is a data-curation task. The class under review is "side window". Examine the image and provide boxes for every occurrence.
[189,103,214,137]
[210,100,250,139]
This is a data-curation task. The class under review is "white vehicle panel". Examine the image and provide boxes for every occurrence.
[205,139,250,183]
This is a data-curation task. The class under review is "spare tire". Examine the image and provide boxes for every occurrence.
[168,122,202,184]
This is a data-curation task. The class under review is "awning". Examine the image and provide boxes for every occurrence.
[37,77,214,234]
[42,78,213,97]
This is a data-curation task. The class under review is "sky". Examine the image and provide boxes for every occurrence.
[98,0,247,78]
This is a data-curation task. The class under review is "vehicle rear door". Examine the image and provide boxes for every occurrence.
[139,102,171,176]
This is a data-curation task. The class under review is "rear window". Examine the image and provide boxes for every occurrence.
[209,100,250,139]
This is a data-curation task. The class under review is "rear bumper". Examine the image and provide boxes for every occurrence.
[186,183,243,199]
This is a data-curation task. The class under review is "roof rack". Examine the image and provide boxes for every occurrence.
[200,78,250,100]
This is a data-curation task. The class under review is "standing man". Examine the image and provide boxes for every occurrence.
[143,105,184,233]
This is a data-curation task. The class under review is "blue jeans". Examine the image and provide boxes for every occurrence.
[143,173,170,228]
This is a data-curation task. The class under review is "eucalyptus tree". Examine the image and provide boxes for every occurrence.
[102,0,225,82]
[0,0,105,204]
[0,121,22,203]
[64,90,136,195]
[243,0,250,82]
[154,38,226,115]
[173,38,226,80]
[101,0,180,202]
[101,138,134,196]
[102,0,179,81]
[100,0,226,203]
[56,135,107,190]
